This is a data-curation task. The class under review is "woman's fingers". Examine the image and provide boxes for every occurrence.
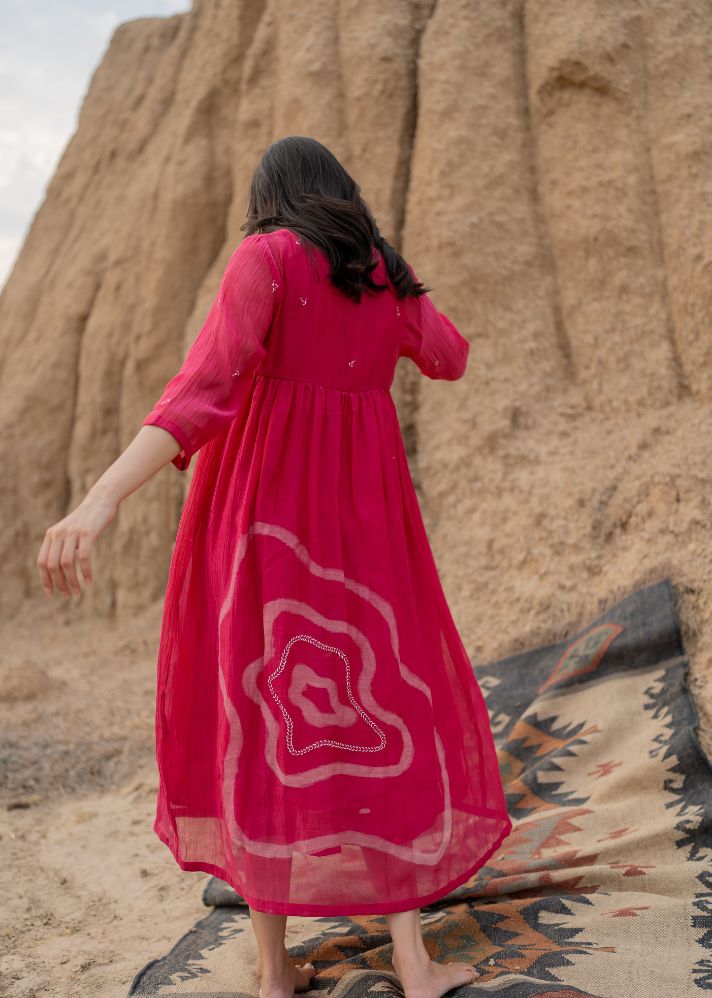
[41,530,90,597]
[77,530,94,587]
[46,530,72,598]
[59,532,83,597]
[37,492,117,598]
[36,533,53,596]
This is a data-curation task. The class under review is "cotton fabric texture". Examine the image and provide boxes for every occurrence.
[142,227,513,915]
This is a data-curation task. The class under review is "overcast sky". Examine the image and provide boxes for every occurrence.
[0,0,191,291]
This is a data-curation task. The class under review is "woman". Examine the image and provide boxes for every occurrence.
[37,136,512,998]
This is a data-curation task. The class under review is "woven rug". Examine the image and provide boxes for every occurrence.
[129,579,712,996]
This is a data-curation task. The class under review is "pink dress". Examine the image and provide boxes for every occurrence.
[142,227,512,915]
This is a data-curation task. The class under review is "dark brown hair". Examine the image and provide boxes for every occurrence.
[241,136,432,304]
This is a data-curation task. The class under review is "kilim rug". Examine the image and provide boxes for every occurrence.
[129,579,712,996]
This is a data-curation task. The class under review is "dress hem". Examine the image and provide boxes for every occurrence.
[153,813,514,916]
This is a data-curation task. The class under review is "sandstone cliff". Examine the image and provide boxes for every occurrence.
[2,0,712,737]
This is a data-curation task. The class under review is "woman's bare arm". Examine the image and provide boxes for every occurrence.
[36,425,182,599]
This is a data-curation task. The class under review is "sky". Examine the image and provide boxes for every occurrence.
[0,0,191,291]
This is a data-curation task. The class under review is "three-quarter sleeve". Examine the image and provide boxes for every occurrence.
[398,264,470,380]
[142,233,281,470]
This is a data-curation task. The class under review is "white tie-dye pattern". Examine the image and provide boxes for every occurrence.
[215,520,453,864]
[287,660,359,729]
[246,598,411,779]
[268,632,388,754]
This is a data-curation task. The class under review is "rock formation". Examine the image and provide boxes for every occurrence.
[2,0,712,743]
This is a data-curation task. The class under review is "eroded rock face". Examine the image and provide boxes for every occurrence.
[2,0,712,733]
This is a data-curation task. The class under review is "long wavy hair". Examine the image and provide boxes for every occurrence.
[240,136,431,304]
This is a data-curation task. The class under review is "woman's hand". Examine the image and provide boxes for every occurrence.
[35,424,183,599]
[37,489,118,598]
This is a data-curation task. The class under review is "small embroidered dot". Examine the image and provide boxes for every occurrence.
[231,369,240,377]
[299,297,308,305]
[295,237,301,245]
[359,807,371,815]
[348,359,356,367]
[434,359,440,366]
[271,280,279,292]
[217,295,223,305]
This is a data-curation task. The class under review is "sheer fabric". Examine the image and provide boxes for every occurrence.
[142,228,512,915]
[399,264,471,380]
[144,234,281,470]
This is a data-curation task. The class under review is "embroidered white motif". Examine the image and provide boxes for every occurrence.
[434,359,440,366]
[396,305,400,317]
[348,359,356,367]
[299,297,307,306]
[231,369,240,377]
[271,280,279,293]
[158,398,171,405]
[268,633,387,755]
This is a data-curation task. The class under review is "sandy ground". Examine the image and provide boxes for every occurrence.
[0,598,217,998]
[6,396,712,997]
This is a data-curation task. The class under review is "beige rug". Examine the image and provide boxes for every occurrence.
[129,579,711,996]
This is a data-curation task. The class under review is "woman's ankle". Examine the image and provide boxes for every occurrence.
[256,947,291,981]
[392,943,431,970]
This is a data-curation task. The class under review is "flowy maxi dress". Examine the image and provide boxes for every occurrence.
[142,226,513,916]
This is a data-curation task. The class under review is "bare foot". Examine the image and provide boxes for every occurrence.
[392,949,479,998]
[257,949,316,998]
